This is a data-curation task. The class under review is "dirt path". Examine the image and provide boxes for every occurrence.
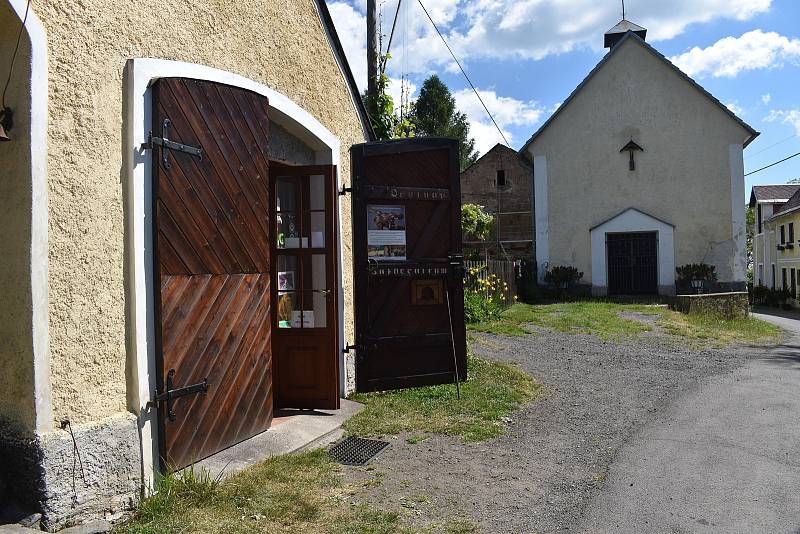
[342,329,759,533]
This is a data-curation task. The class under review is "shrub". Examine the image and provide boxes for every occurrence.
[750,284,769,305]
[461,203,494,241]
[676,263,718,283]
[464,291,503,323]
[544,265,583,288]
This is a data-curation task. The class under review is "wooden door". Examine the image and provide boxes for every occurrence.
[270,165,340,409]
[350,138,467,392]
[152,78,273,470]
[607,232,658,295]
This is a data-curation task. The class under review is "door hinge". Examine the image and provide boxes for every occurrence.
[153,369,209,422]
[338,186,354,196]
[141,119,203,170]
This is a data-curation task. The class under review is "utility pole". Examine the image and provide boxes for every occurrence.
[367,0,379,102]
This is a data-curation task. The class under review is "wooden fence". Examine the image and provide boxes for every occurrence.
[464,259,518,307]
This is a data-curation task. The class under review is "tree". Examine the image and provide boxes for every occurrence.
[362,55,416,141]
[412,75,479,170]
[746,205,755,280]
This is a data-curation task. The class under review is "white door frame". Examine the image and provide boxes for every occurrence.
[590,208,676,296]
[123,58,347,487]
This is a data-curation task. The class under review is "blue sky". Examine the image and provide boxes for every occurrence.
[328,0,800,201]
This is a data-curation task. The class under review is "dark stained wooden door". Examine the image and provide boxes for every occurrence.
[351,138,467,392]
[270,165,340,409]
[152,78,273,470]
[607,232,658,295]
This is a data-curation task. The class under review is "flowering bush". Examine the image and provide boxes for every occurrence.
[464,266,509,323]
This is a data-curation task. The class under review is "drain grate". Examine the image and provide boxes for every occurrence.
[328,436,390,466]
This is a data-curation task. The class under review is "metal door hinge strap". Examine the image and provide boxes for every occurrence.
[142,119,203,170]
[154,369,209,421]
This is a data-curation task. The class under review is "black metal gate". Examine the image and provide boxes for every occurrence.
[607,232,658,295]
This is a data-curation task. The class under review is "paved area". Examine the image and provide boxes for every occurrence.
[344,324,762,533]
[196,399,362,479]
[579,309,800,533]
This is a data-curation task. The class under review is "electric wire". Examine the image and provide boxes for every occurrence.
[744,151,800,177]
[381,0,403,73]
[2,0,31,109]
[416,0,510,146]
[745,133,798,160]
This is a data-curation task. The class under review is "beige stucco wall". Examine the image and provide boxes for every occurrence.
[528,37,752,285]
[31,0,365,424]
[0,3,37,430]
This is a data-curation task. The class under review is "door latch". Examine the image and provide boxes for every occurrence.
[153,369,209,422]
[142,119,203,170]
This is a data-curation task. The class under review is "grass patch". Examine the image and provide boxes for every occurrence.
[116,450,409,534]
[344,356,541,442]
[470,301,781,347]
[658,311,781,347]
[499,302,656,340]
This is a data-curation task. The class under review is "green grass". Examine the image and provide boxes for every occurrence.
[469,301,781,346]
[658,311,781,347]
[116,450,409,534]
[344,356,541,442]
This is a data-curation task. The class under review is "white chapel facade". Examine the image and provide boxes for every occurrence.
[523,20,758,296]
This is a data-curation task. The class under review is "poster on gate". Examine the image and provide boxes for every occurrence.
[367,205,406,261]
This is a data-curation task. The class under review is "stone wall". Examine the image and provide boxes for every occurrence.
[461,144,534,259]
[668,292,750,319]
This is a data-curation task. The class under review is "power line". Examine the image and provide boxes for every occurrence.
[381,0,403,73]
[416,0,510,146]
[744,151,800,177]
[745,133,798,160]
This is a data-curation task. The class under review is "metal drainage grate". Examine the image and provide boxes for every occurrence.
[328,436,390,466]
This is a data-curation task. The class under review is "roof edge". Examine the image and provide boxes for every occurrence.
[520,30,759,155]
[316,0,375,141]
[589,207,676,232]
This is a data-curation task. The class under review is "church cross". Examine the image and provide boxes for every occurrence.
[620,140,643,171]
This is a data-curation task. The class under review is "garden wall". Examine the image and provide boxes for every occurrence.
[668,292,749,319]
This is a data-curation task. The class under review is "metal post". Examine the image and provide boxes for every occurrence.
[445,287,461,400]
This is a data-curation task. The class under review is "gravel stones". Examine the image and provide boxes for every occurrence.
[342,329,754,533]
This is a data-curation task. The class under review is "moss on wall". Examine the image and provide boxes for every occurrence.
[0,3,37,430]
[33,0,365,423]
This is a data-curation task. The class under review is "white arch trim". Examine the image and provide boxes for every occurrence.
[590,208,676,296]
[7,0,53,432]
[123,58,347,485]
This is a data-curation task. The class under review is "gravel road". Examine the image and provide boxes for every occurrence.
[343,320,762,533]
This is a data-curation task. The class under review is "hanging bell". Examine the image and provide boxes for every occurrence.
[0,108,13,142]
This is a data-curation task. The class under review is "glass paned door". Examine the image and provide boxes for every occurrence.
[270,165,339,409]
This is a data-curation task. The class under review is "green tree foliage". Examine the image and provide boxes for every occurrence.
[412,75,479,170]
[461,203,494,240]
[362,55,415,141]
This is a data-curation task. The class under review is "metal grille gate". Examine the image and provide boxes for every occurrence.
[607,232,658,295]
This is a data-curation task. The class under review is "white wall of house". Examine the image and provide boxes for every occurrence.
[526,36,753,292]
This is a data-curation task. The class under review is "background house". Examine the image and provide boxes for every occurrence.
[0,0,368,527]
[749,184,800,289]
[460,144,534,259]
[522,20,757,296]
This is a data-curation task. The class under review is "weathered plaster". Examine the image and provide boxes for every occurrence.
[38,413,140,529]
[32,0,365,424]
[526,37,752,287]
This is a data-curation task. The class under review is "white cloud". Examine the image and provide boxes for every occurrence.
[453,88,545,154]
[765,109,800,136]
[387,77,418,111]
[331,0,773,88]
[328,2,367,90]
[726,102,745,116]
[670,29,800,78]
[762,93,772,105]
